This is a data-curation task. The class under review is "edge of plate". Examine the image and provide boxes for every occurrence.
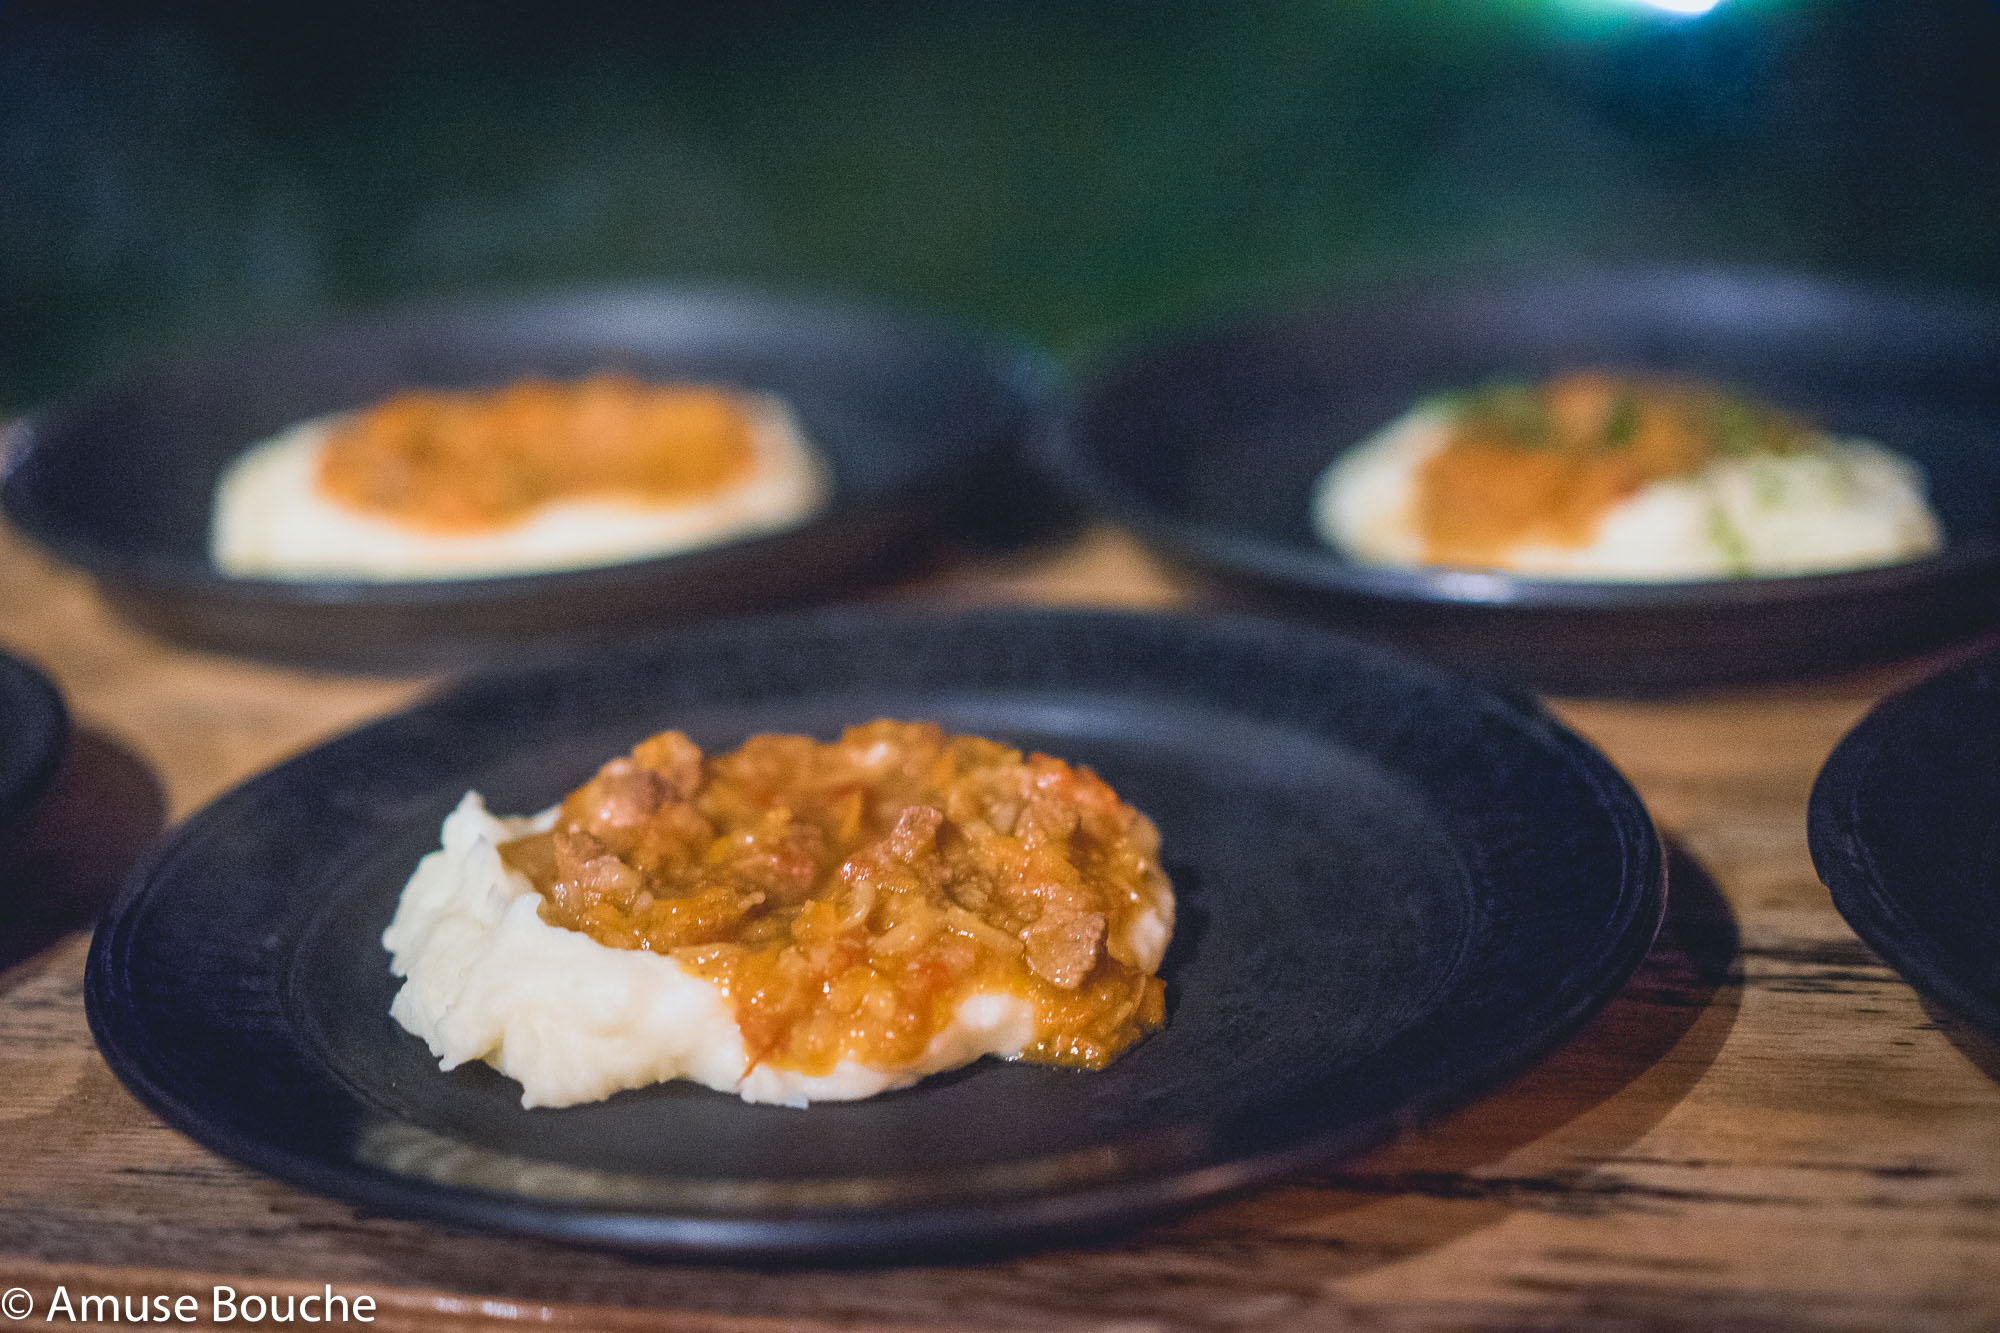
[1808,656,2000,1037]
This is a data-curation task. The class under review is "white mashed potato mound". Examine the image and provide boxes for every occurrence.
[382,794,1040,1109]
[1313,404,1944,581]
[211,393,828,581]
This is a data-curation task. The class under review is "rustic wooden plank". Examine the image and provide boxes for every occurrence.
[1,519,1998,1330]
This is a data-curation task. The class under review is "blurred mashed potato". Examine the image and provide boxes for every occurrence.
[1313,375,1942,581]
[211,382,828,581]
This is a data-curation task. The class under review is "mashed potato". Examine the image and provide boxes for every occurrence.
[382,795,1042,1108]
[1314,376,1942,581]
[383,723,1174,1109]
[211,384,828,581]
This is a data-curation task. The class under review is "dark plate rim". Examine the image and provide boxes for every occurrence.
[2,283,1055,608]
[85,606,1665,1259]
[0,648,69,838]
[1809,652,2000,1035]
[1036,264,2000,614]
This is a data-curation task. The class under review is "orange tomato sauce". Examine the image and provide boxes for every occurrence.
[1414,372,1811,567]
[498,722,1172,1077]
[314,374,758,534]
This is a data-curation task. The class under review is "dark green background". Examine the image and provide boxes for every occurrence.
[4,0,1997,411]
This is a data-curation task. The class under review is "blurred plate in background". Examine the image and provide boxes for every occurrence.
[1810,648,2000,1039]
[1044,268,2000,693]
[3,287,1052,671]
[0,648,67,855]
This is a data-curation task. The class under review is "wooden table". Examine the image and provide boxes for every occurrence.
[2,520,1996,1332]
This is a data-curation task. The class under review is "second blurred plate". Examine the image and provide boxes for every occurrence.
[1810,648,2000,1039]
[1045,268,2000,693]
[0,649,68,856]
[3,287,1050,670]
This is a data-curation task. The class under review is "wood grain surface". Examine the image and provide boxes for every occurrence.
[1,519,1997,1332]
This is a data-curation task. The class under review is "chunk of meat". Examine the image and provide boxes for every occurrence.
[887,805,943,862]
[1021,906,1107,990]
[715,815,826,904]
[548,826,645,915]
[631,731,703,801]
[572,759,668,842]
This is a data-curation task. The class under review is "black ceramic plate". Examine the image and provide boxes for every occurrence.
[1044,268,2000,693]
[87,608,1661,1259]
[1810,650,2000,1037]
[2,287,1048,669]
[0,649,67,850]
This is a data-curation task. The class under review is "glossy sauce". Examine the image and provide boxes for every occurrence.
[1415,372,1812,566]
[499,722,1172,1077]
[315,374,757,534]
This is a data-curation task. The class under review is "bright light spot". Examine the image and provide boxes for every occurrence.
[1635,0,1722,13]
